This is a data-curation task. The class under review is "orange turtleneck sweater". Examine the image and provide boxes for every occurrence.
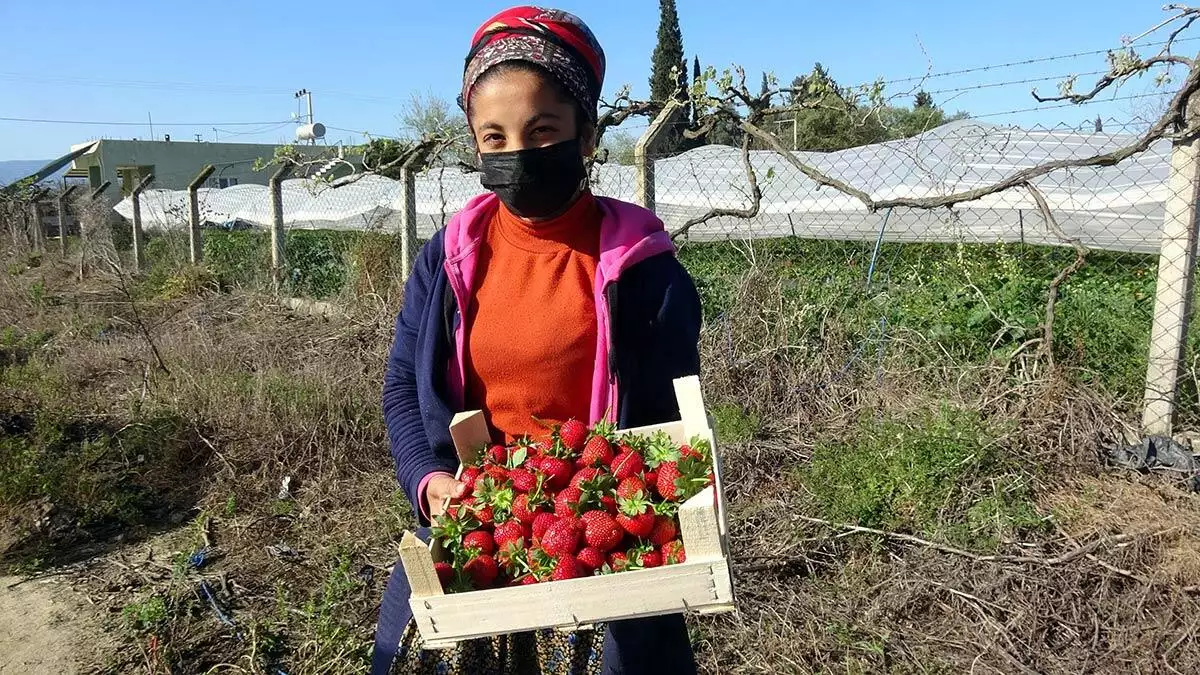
[462,192,602,442]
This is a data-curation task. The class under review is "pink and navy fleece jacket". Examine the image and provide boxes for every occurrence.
[382,192,702,523]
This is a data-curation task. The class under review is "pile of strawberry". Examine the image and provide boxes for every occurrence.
[431,420,715,591]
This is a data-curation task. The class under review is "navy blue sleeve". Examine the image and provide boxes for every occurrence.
[614,255,703,430]
[382,238,458,521]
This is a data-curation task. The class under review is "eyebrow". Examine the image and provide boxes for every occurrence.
[478,112,563,133]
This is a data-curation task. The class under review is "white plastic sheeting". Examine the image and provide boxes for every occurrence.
[114,120,1172,252]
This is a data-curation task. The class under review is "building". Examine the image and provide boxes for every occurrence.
[63,139,332,196]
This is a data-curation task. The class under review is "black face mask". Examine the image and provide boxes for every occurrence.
[479,138,587,219]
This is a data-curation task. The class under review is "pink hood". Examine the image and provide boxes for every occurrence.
[441,192,677,424]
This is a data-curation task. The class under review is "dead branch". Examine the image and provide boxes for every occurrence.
[1024,182,1089,366]
[792,514,1172,566]
[670,133,762,239]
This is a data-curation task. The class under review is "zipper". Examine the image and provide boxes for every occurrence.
[605,282,619,423]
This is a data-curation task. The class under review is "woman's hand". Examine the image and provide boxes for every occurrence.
[425,474,468,519]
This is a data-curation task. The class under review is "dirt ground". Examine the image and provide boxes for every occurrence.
[0,576,106,674]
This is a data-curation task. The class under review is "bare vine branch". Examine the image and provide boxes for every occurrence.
[670,133,762,239]
[1024,182,1089,366]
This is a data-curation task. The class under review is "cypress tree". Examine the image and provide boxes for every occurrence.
[649,0,685,102]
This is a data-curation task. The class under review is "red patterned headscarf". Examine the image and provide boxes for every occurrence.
[459,6,606,123]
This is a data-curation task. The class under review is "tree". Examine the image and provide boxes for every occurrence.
[760,72,770,96]
[649,0,685,102]
[599,130,638,165]
[914,91,934,108]
[400,92,468,141]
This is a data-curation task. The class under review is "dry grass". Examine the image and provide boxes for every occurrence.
[3,236,1200,674]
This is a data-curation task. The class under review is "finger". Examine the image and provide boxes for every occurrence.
[452,481,467,498]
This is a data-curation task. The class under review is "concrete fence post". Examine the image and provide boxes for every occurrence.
[634,99,686,212]
[130,174,156,273]
[57,184,79,257]
[269,164,293,293]
[1142,96,1200,437]
[79,181,111,279]
[187,165,215,264]
[29,201,44,253]
[399,154,421,281]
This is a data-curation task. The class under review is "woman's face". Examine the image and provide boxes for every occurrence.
[470,68,594,155]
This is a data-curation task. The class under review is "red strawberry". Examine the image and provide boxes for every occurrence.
[475,504,495,527]
[554,486,583,518]
[615,494,656,538]
[607,551,629,572]
[580,435,614,468]
[639,550,663,568]
[616,476,647,501]
[532,512,558,542]
[552,555,583,581]
[487,444,507,465]
[464,554,499,588]
[576,547,606,573]
[485,464,509,484]
[581,510,624,552]
[649,516,678,547]
[512,493,546,525]
[493,520,525,550]
[570,467,603,489]
[519,575,540,585]
[661,540,686,565]
[463,530,495,556]
[509,467,537,493]
[434,561,454,587]
[655,462,682,501]
[600,495,617,515]
[558,419,588,453]
[611,449,645,481]
[460,466,481,493]
[541,518,582,557]
[643,469,658,488]
[540,457,574,491]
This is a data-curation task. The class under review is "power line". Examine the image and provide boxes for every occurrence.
[0,116,292,127]
[877,36,1200,86]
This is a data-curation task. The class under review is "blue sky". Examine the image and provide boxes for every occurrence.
[0,1,1186,160]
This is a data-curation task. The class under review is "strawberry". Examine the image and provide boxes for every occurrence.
[661,540,686,565]
[616,476,647,501]
[600,495,617,515]
[581,510,624,552]
[610,448,645,481]
[512,493,547,525]
[615,494,656,538]
[552,555,583,581]
[484,464,509,484]
[463,530,495,556]
[492,520,525,550]
[643,469,658,488]
[580,435,614,468]
[475,504,495,527]
[554,486,583,518]
[541,518,582,557]
[540,456,574,491]
[464,554,499,589]
[649,516,678,547]
[607,550,629,572]
[509,467,537,493]
[487,444,507,465]
[519,575,540,585]
[576,546,606,573]
[639,550,663,568]
[532,512,558,542]
[644,431,681,468]
[459,466,482,493]
[570,467,603,489]
[434,561,454,587]
[655,462,682,501]
[558,419,588,453]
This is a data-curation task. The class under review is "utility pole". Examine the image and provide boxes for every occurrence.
[294,89,315,145]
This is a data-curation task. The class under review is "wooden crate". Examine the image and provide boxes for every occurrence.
[399,376,734,649]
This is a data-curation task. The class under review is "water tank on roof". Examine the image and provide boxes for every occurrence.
[296,123,326,141]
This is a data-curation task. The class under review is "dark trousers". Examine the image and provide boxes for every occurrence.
[370,529,697,675]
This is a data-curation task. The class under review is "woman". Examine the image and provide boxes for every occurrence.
[375,6,702,674]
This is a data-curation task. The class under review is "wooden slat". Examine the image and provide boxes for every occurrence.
[410,560,734,645]
[400,532,444,599]
[672,376,707,438]
[678,485,723,562]
[449,410,490,466]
